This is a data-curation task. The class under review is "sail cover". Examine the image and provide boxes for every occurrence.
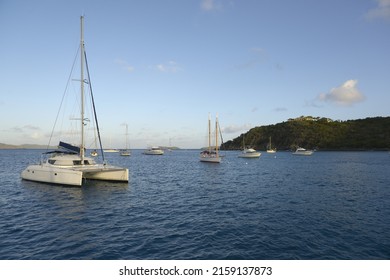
[58,141,80,154]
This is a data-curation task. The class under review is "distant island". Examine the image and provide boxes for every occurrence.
[221,116,390,151]
[0,143,56,150]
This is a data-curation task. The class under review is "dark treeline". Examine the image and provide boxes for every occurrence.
[221,116,390,151]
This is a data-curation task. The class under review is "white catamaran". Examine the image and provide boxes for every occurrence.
[200,114,221,163]
[21,16,128,186]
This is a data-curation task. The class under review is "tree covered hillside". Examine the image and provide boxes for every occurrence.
[221,116,390,151]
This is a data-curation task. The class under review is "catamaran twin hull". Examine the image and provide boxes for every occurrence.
[21,164,129,186]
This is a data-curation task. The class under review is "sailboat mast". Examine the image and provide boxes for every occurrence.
[125,124,128,149]
[80,16,85,162]
[208,113,211,153]
[215,114,219,156]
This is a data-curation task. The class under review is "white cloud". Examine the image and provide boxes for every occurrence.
[9,125,40,133]
[115,59,135,72]
[365,0,390,20]
[274,107,288,112]
[318,79,365,106]
[30,132,42,139]
[24,125,40,130]
[155,61,181,73]
[201,0,215,11]
[221,124,251,134]
[8,125,44,142]
[200,0,224,11]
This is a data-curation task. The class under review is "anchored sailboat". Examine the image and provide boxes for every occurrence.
[266,136,276,153]
[21,16,128,186]
[200,114,221,163]
[120,124,131,156]
[238,135,261,158]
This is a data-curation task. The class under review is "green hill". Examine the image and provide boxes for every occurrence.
[221,116,390,151]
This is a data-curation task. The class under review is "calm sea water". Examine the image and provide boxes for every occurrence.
[0,149,389,260]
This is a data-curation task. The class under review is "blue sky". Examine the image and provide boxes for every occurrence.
[1,0,389,149]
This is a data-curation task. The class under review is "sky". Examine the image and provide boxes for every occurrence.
[1,0,389,149]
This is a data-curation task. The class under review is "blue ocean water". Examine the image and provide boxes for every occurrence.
[0,149,389,260]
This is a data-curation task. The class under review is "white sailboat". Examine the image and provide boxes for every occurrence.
[238,135,261,158]
[90,126,99,157]
[266,136,276,153]
[120,124,131,156]
[200,114,221,163]
[21,16,129,186]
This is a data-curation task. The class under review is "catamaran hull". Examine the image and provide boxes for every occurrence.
[21,164,129,186]
[21,165,83,186]
[83,169,129,182]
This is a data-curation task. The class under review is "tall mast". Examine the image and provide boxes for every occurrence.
[215,114,219,156]
[125,124,128,149]
[80,16,85,162]
[208,113,211,153]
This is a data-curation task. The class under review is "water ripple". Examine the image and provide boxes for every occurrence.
[1,150,390,259]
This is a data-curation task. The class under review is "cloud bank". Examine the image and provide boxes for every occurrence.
[365,0,390,20]
[221,124,252,134]
[318,79,365,106]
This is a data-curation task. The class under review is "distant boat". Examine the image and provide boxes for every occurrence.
[120,150,131,156]
[90,128,99,156]
[119,150,131,156]
[20,16,128,186]
[104,136,118,153]
[238,135,261,158]
[292,147,314,156]
[266,136,276,153]
[104,149,119,153]
[120,124,131,156]
[143,146,164,155]
[200,114,221,163]
[238,148,261,158]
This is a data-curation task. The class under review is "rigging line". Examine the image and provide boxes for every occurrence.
[83,48,105,163]
[218,121,224,146]
[47,45,81,152]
